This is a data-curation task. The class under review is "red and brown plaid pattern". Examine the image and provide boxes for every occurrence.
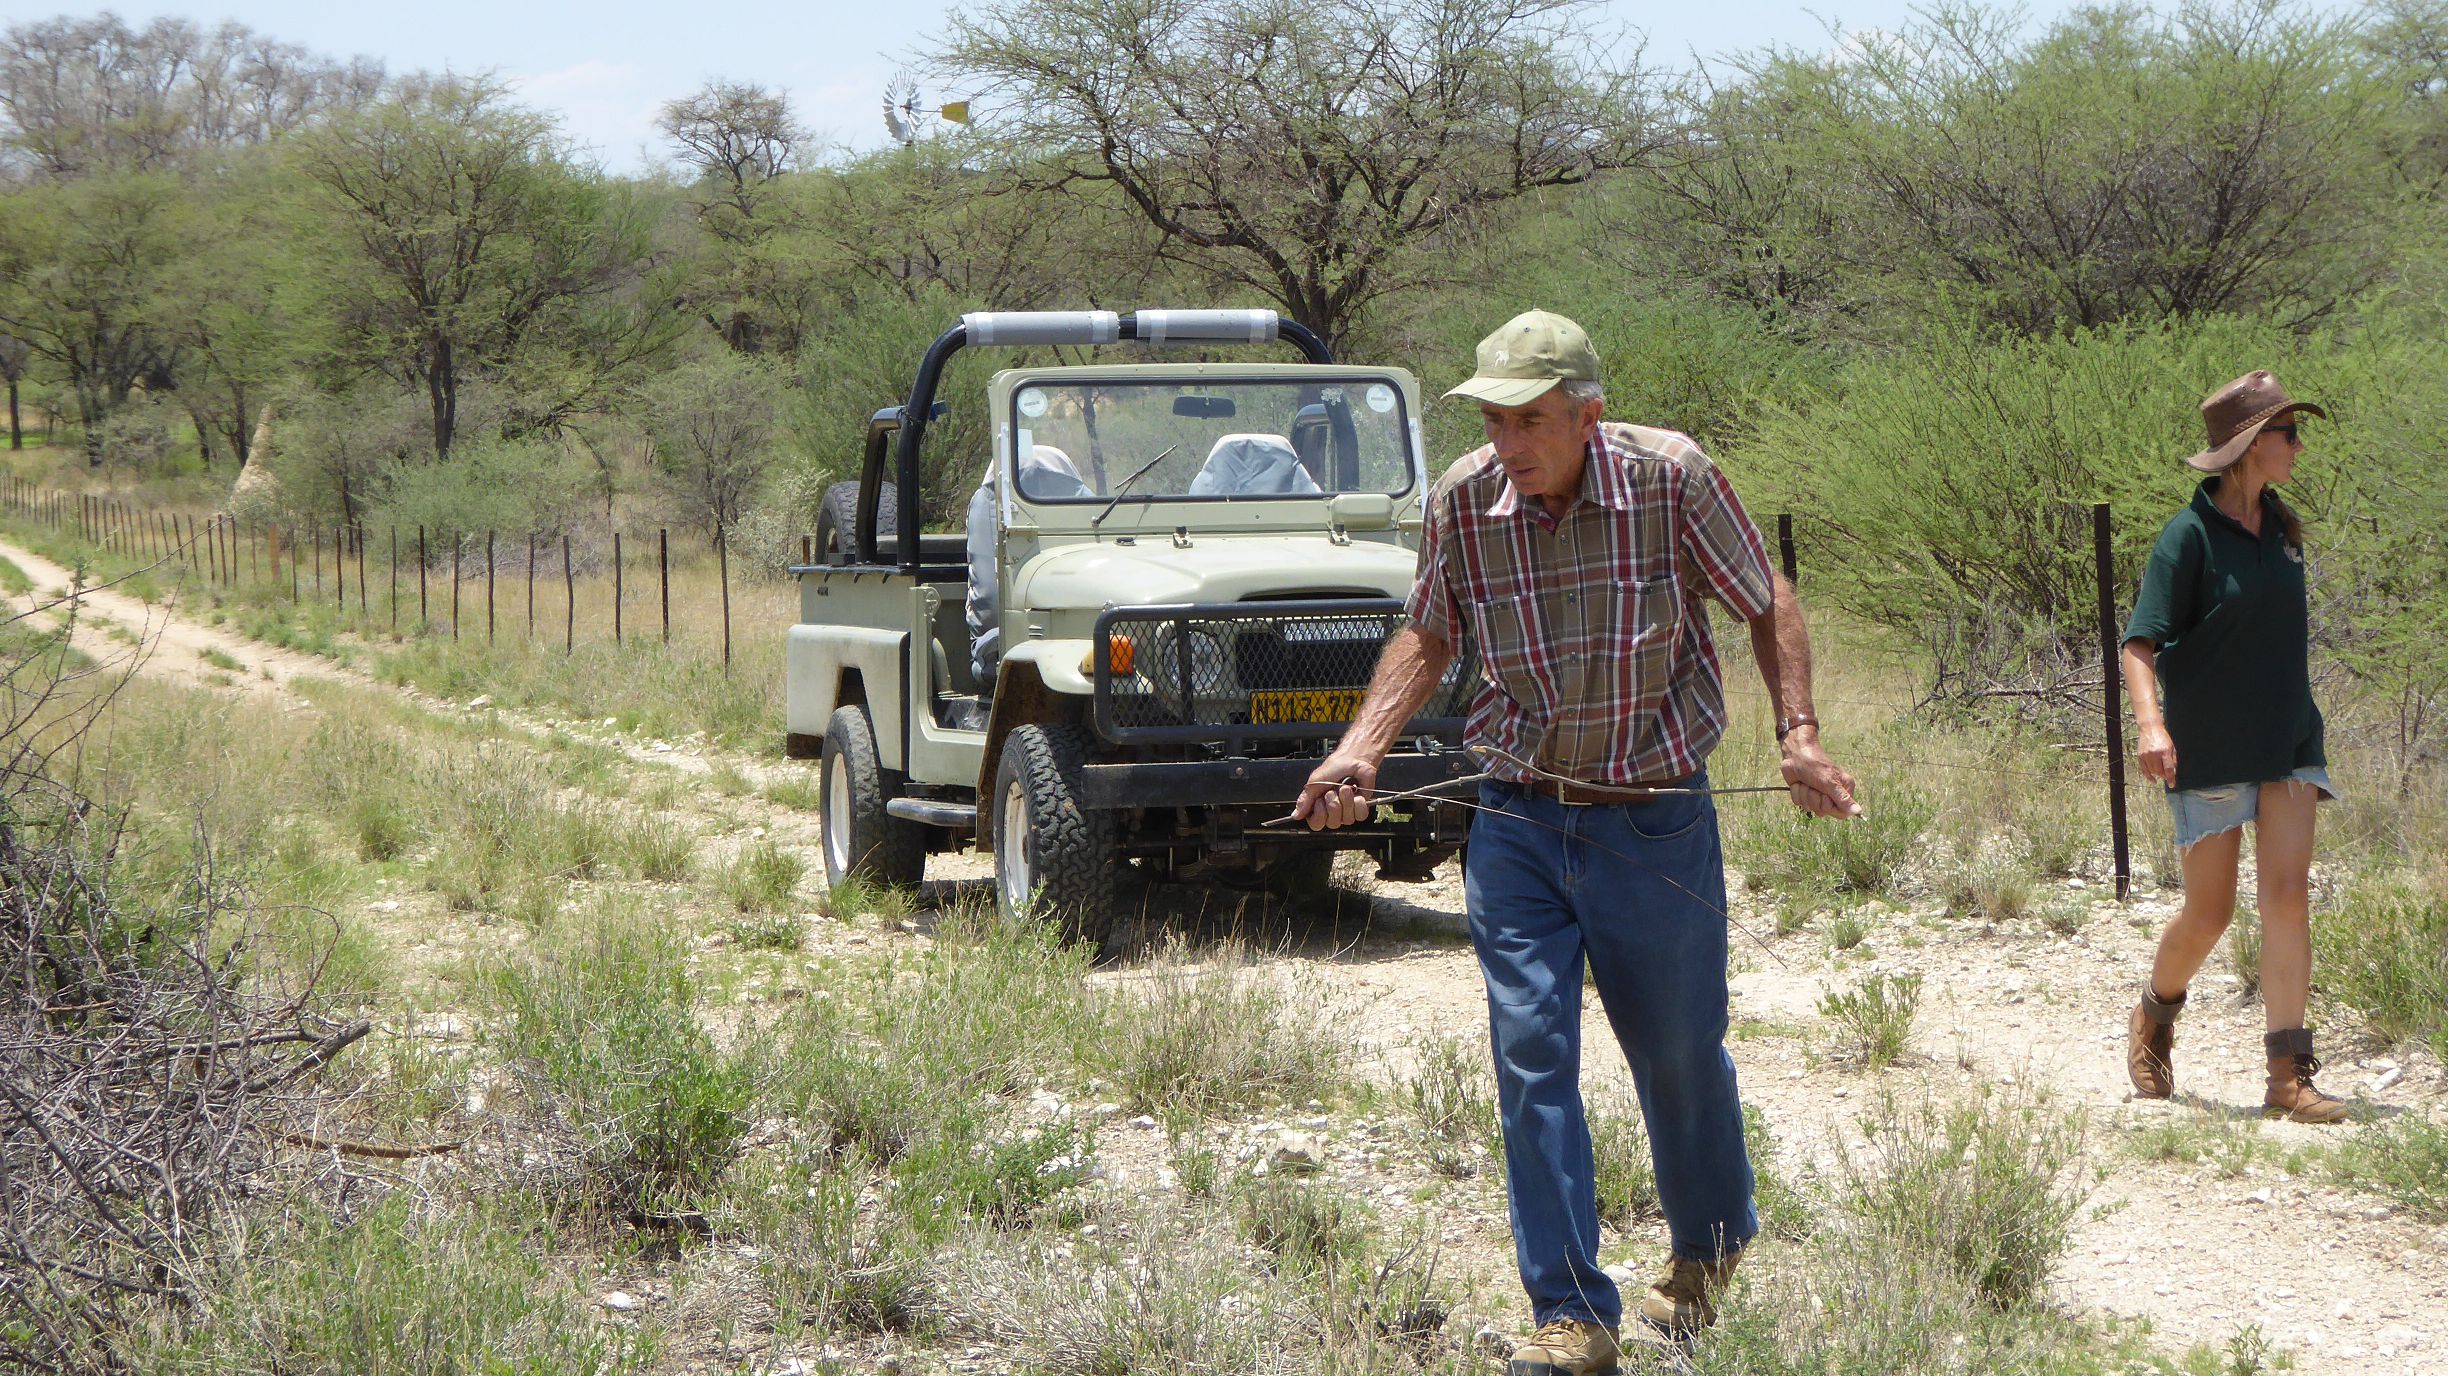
[1406,422,1773,785]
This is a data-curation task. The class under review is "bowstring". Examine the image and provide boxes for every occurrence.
[1262,748,1795,967]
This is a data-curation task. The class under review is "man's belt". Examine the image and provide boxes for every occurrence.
[1508,775,1687,806]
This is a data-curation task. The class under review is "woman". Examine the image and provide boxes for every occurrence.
[2120,370,2347,1124]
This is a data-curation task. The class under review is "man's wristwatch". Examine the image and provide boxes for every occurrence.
[1776,713,1820,743]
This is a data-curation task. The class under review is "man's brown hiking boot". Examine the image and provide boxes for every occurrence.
[1634,1252,1740,1337]
[1506,1317,1621,1376]
[2263,1028,2351,1124]
[2127,987,2184,1098]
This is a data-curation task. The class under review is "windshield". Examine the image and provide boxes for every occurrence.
[1006,377,1414,503]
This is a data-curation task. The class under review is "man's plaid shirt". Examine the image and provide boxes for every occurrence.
[1404,421,1774,786]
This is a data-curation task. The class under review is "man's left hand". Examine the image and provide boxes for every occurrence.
[1778,728,1862,819]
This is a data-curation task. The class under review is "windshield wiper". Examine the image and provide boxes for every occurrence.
[1091,444,1177,528]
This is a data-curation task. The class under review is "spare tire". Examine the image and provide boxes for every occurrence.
[815,480,900,565]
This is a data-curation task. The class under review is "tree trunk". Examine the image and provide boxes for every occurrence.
[427,336,458,460]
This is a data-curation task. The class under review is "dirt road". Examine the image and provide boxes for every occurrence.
[4,531,2440,1371]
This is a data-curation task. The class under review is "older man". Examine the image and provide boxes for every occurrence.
[1295,310,1859,1371]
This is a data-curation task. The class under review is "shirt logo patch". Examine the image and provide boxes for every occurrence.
[2284,544,2303,564]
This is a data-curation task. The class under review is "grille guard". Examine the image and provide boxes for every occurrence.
[1089,598,1476,750]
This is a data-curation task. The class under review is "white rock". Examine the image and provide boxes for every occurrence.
[2372,1066,2405,1092]
[1129,1114,1159,1130]
[2248,1189,2273,1205]
[601,1291,639,1311]
[1092,1102,1121,1118]
[468,694,492,709]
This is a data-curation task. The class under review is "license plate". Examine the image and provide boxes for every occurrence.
[1248,688,1365,725]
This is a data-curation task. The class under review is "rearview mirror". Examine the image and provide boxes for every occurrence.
[1172,395,1237,418]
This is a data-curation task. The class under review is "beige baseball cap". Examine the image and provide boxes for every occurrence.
[1443,309,1599,407]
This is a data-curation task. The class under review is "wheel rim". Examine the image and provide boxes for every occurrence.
[997,778,1033,916]
[822,752,853,879]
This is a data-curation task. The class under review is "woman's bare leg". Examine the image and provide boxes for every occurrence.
[2149,825,2242,1000]
[2254,782,2319,1032]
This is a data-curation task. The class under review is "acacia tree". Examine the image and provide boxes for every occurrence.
[287,75,653,460]
[1655,5,2391,335]
[0,173,182,462]
[932,0,1661,348]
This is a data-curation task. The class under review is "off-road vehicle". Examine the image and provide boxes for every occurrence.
[785,308,1479,943]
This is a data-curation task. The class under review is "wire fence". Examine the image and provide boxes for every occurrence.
[4,480,2150,896]
[6,480,736,667]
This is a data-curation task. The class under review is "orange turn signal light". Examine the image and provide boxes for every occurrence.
[1080,634,1136,678]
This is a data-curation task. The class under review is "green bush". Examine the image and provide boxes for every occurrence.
[715,838,805,913]
[1589,1091,1659,1230]
[2318,880,2448,1058]
[369,432,600,545]
[1093,939,1352,1118]
[1734,774,1933,903]
[485,901,753,1210]
[1840,1089,2089,1308]
[2327,1114,2448,1221]
[131,1196,632,1375]
[1820,973,1923,1070]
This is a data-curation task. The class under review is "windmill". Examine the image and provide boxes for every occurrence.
[883,76,971,145]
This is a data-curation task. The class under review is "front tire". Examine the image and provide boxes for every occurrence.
[819,705,925,888]
[992,724,1121,947]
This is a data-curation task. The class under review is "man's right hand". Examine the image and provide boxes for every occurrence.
[1293,751,1381,831]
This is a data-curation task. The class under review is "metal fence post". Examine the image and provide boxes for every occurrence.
[2092,501,2132,901]
[562,534,574,653]
[718,525,732,672]
[658,528,670,643]
[450,534,461,641]
[486,530,497,643]
[613,531,623,645]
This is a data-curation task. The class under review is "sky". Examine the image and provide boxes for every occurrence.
[19,0,2094,173]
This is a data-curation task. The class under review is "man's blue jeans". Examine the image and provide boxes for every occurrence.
[1464,775,1758,1329]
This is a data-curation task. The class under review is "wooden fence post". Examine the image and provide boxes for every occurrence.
[486,530,497,644]
[355,527,367,614]
[613,531,623,645]
[450,535,461,641]
[389,527,398,634]
[417,526,428,630]
[2092,502,2132,902]
[658,528,670,643]
[1777,513,1798,586]
[526,533,536,639]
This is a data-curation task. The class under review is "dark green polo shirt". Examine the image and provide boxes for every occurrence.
[2122,480,2324,792]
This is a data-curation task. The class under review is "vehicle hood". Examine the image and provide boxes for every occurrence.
[1013,536,1417,609]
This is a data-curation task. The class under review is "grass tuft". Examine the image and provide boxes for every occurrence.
[1819,972,1922,1069]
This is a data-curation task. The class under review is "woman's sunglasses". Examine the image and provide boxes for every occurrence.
[2264,424,2301,440]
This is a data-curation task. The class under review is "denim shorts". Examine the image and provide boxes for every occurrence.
[2168,767,2337,849]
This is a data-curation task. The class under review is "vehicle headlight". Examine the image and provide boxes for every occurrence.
[1144,622,1234,719]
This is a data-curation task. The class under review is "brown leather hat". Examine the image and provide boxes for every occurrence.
[2187,370,2326,473]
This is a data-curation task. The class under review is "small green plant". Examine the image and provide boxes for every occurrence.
[763,772,824,810]
[2124,1108,2280,1179]
[200,646,245,672]
[1398,1035,1497,1178]
[2228,908,2263,996]
[1743,1103,1812,1240]
[2316,881,2445,1056]
[2326,1114,2448,1220]
[1840,1088,2089,1308]
[705,760,754,796]
[1826,911,1868,951]
[482,900,753,1211]
[716,839,806,913]
[1819,972,1922,1069]
[1094,939,1350,1119]
[726,906,804,950]
[619,818,695,883]
[895,1114,1094,1238]
[744,1153,937,1337]
[1231,1173,1372,1276]
[1589,1092,1659,1229]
